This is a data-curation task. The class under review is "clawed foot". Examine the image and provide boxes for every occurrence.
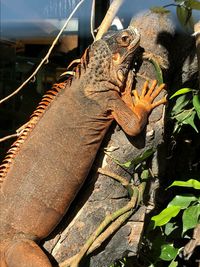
[133,80,167,113]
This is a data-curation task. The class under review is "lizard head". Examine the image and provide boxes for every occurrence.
[88,27,140,91]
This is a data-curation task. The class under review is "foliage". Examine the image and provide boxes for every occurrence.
[112,148,155,170]
[141,86,200,267]
[175,0,200,31]
[152,0,200,32]
[170,88,200,133]
[148,180,200,266]
[152,186,200,230]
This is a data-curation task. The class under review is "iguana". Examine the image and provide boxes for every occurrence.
[0,27,166,267]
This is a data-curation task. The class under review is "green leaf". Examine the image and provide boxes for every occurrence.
[168,195,197,209]
[168,260,178,267]
[108,155,132,168]
[182,111,199,132]
[176,5,189,26]
[170,95,191,116]
[182,205,200,235]
[172,109,196,130]
[159,244,179,261]
[168,179,200,190]
[197,111,200,120]
[152,206,181,227]
[115,159,132,168]
[176,5,194,30]
[170,88,193,99]
[173,109,192,122]
[133,148,155,166]
[141,169,149,180]
[189,0,200,10]
[193,94,200,119]
[164,222,178,236]
[114,148,155,169]
[149,57,163,84]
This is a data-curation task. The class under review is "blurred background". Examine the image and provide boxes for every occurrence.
[1,0,199,40]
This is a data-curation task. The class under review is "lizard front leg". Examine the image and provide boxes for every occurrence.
[111,79,167,136]
[121,71,135,110]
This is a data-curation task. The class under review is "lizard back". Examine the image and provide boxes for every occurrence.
[0,26,141,244]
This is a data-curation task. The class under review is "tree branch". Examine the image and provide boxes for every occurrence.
[95,0,126,41]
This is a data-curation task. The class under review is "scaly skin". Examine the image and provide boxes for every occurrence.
[0,27,166,267]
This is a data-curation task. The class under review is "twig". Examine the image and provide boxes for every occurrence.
[59,162,147,267]
[87,208,133,253]
[98,167,129,187]
[60,210,134,267]
[89,182,146,256]
[0,0,85,105]
[95,0,126,41]
[60,187,139,267]
[90,0,95,40]
[90,181,146,254]
[163,4,179,8]
[0,133,18,143]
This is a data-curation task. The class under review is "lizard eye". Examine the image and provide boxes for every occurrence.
[120,33,131,46]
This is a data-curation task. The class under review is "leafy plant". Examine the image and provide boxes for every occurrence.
[170,88,200,133]
[141,86,200,266]
[150,179,200,265]
[175,0,200,30]
[111,148,155,170]
[152,0,200,32]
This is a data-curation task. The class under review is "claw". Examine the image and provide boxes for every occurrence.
[141,81,149,98]
[151,96,167,108]
[151,83,166,100]
[146,80,157,97]
[133,89,139,101]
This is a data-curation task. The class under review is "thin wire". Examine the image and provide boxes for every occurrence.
[90,0,95,40]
